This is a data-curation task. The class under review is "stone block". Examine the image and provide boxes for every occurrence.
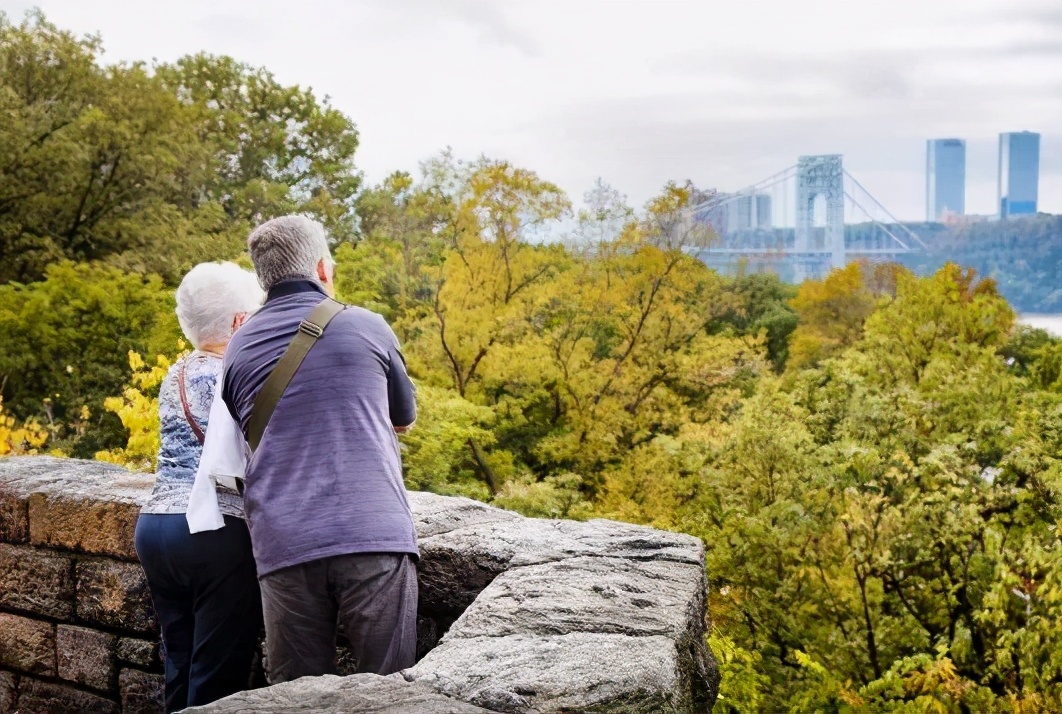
[443,556,706,641]
[57,625,116,692]
[116,638,159,669]
[0,457,152,560]
[0,543,75,619]
[15,676,118,714]
[552,517,706,565]
[0,487,28,543]
[0,671,17,714]
[0,614,55,676]
[407,633,689,714]
[181,673,492,713]
[76,559,157,634]
[28,492,140,561]
[417,515,704,595]
[119,669,164,714]
[408,490,520,539]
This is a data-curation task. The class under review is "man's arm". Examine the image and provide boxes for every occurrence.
[382,319,417,430]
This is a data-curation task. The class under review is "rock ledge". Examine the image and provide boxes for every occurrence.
[0,456,718,714]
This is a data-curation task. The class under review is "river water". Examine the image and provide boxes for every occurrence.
[1019,314,1062,337]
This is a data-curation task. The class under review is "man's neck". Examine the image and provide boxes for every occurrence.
[266,279,326,302]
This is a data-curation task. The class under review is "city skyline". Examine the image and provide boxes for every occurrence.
[922,131,1048,222]
[5,0,1060,221]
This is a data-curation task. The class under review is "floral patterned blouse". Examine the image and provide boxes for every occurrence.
[139,352,244,518]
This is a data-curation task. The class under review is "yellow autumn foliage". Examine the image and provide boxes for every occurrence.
[0,396,50,456]
[95,350,177,471]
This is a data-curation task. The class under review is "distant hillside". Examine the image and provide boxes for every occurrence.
[898,215,1062,313]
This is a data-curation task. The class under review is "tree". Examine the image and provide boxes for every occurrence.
[398,385,497,500]
[94,351,174,471]
[787,261,909,371]
[0,11,364,284]
[155,53,362,240]
[0,11,216,283]
[351,170,451,317]
[640,180,715,251]
[712,272,798,372]
[565,178,633,249]
[405,156,571,493]
[0,261,179,455]
[0,397,49,456]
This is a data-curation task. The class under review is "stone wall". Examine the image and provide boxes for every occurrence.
[0,457,164,714]
[0,456,718,713]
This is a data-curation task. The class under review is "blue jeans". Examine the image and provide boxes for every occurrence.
[134,514,262,713]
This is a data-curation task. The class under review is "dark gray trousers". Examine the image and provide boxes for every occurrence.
[259,552,418,684]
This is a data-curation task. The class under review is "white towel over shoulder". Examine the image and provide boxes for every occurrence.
[186,373,249,533]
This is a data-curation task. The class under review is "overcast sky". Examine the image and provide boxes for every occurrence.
[5,0,1061,220]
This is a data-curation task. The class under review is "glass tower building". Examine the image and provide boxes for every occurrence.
[926,138,965,221]
[998,131,1040,219]
[725,194,773,232]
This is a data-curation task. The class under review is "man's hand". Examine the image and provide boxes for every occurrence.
[393,424,412,434]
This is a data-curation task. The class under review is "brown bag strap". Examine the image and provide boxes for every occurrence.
[245,297,346,453]
[178,359,206,446]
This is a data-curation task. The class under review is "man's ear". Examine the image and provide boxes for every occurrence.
[232,312,248,332]
[317,258,336,297]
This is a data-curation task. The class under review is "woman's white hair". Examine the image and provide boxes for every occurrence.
[175,262,264,350]
[247,215,334,291]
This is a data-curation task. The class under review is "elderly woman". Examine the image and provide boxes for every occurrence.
[134,262,264,713]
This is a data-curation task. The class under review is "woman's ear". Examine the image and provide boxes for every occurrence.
[232,312,248,333]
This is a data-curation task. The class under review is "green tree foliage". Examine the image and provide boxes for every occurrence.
[0,11,212,282]
[0,10,360,284]
[349,169,452,316]
[787,260,908,371]
[337,158,1062,708]
[0,262,179,455]
[712,271,798,372]
[154,53,361,240]
[701,264,1062,711]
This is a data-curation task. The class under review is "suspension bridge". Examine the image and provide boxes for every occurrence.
[685,155,928,282]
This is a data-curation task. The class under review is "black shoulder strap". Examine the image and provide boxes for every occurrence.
[245,297,346,453]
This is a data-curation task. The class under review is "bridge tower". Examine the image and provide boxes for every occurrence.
[795,155,845,274]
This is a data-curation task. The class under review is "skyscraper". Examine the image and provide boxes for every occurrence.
[725,194,773,232]
[998,131,1040,219]
[926,139,965,221]
[755,195,772,229]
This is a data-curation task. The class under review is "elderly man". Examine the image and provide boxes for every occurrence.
[219,215,418,683]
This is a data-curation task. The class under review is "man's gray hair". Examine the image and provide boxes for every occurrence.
[247,215,333,290]
[176,262,264,350]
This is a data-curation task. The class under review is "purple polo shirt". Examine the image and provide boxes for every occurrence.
[222,279,418,576]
